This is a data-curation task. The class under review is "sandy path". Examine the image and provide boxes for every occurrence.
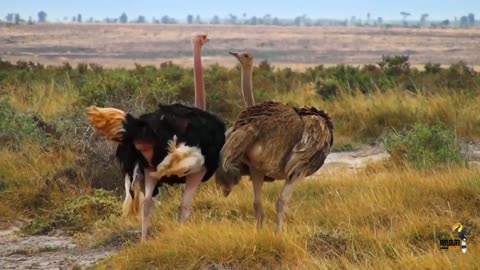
[0,223,117,270]
[318,145,389,175]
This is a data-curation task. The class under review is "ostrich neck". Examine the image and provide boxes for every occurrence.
[193,44,206,110]
[241,67,255,107]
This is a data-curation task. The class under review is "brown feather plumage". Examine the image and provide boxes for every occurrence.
[216,50,335,232]
[86,106,126,143]
[221,101,334,181]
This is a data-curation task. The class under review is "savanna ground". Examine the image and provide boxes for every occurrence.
[1,24,480,269]
[2,24,480,68]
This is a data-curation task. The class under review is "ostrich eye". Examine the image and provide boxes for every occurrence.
[201,35,207,39]
[243,54,249,58]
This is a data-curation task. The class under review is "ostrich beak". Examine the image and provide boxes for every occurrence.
[222,188,232,197]
[229,51,239,58]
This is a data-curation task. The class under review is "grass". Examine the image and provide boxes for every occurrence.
[87,165,480,269]
[280,86,480,143]
[0,59,479,268]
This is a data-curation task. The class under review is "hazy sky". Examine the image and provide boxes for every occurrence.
[2,0,479,21]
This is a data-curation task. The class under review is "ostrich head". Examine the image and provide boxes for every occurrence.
[192,33,209,47]
[229,52,254,69]
[214,160,243,197]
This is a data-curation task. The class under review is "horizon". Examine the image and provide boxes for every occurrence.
[2,0,479,22]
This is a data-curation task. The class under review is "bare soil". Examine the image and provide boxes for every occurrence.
[1,24,480,69]
[0,223,117,270]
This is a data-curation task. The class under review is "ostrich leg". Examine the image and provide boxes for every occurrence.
[251,169,265,230]
[275,179,298,233]
[179,168,206,223]
[141,168,157,242]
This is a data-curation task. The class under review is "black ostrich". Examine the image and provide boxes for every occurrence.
[87,34,226,241]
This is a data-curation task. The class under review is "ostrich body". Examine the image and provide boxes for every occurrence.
[216,53,334,232]
[88,104,225,242]
[88,34,226,241]
[120,34,209,218]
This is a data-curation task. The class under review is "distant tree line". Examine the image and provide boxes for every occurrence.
[1,11,478,28]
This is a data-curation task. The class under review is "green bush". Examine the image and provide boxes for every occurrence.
[23,189,121,235]
[384,123,465,169]
[315,78,339,99]
[0,99,45,142]
[378,55,410,76]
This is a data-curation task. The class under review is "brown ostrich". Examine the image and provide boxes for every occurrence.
[216,54,334,233]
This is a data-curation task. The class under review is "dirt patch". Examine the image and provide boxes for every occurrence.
[317,145,389,174]
[0,224,117,270]
[2,24,480,68]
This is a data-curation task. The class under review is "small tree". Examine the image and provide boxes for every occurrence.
[377,17,384,26]
[187,14,193,24]
[77,14,82,23]
[420,13,429,26]
[161,15,170,24]
[211,15,220,24]
[5,13,14,23]
[14,14,21,24]
[38,11,47,23]
[440,19,450,27]
[460,16,469,28]
[119,13,128,23]
[468,13,475,26]
[137,15,146,23]
[400,11,410,26]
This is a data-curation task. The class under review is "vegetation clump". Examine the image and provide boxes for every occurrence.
[384,123,465,169]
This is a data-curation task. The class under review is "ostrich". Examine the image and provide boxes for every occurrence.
[120,34,210,217]
[216,51,276,192]
[216,56,334,233]
[88,34,226,241]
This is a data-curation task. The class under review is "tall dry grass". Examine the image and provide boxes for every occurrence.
[8,81,78,120]
[280,86,480,143]
[1,60,479,268]
[85,165,480,269]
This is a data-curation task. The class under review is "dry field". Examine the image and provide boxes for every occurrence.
[1,24,480,68]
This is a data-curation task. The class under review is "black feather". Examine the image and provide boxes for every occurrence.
[115,103,226,189]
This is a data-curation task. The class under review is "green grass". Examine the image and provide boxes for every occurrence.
[384,123,465,169]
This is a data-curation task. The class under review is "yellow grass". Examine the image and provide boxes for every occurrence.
[9,81,77,120]
[87,165,480,269]
[280,86,480,142]
[0,142,80,220]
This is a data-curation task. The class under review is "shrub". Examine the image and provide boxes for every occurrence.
[378,55,410,76]
[23,189,121,235]
[0,99,45,142]
[315,78,339,99]
[384,123,465,169]
[424,63,441,74]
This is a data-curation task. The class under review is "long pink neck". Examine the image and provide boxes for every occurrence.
[241,66,255,107]
[193,43,206,110]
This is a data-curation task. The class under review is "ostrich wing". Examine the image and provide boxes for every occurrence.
[221,125,257,171]
[285,107,334,180]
